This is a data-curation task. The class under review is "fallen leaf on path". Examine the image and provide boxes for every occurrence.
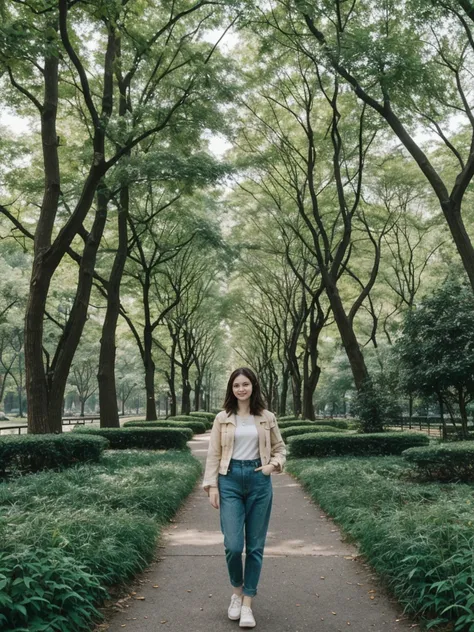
[135,597,145,601]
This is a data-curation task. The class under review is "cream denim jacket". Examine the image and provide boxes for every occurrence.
[202,409,287,490]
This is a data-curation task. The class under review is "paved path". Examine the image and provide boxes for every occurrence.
[103,433,416,632]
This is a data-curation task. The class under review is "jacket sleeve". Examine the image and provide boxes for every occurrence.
[202,414,222,490]
[268,413,286,472]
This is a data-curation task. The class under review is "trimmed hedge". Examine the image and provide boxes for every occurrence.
[280,425,347,441]
[0,434,108,475]
[189,412,215,421]
[123,419,206,434]
[73,427,191,450]
[402,442,474,481]
[277,416,299,421]
[168,415,212,430]
[288,431,429,458]
[278,419,349,430]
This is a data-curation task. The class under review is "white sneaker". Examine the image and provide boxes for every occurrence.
[228,593,242,620]
[239,605,256,628]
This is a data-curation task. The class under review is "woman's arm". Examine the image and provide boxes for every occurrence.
[268,413,287,472]
[202,414,222,492]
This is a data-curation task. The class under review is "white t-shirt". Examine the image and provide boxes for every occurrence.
[232,414,260,460]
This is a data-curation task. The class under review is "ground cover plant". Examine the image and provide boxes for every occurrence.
[286,456,474,631]
[0,450,202,632]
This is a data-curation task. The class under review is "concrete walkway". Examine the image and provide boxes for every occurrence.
[102,433,416,632]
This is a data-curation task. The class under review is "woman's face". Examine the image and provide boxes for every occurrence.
[232,374,253,403]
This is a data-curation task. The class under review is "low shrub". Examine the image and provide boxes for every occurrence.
[402,442,474,481]
[278,419,349,430]
[189,412,215,421]
[288,431,429,458]
[280,425,347,441]
[168,415,212,430]
[123,419,206,434]
[73,427,191,450]
[0,434,108,475]
[277,416,299,421]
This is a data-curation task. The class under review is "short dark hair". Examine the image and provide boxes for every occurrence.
[223,367,267,416]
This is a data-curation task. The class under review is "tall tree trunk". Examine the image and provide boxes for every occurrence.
[98,30,128,428]
[325,281,369,390]
[302,304,324,420]
[26,15,114,433]
[25,53,60,434]
[98,186,128,428]
[46,190,108,431]
[279,367,289,416]
[291,371,302,418]
[144,325,157,420]
[194,376,203,411]
[458,388,469,439]
[181,365,191,415]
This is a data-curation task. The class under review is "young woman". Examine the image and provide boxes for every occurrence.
[202,367,286,628]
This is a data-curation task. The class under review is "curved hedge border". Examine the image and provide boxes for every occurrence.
[289,432,429,458]
[403,442,474,481]
[278,419,349,430]
[0,434,108,475]
[280,425,347,441]
[168,415,212,430]
[189,412,215,421]
[123,419,206,434]
[73,427,191,450]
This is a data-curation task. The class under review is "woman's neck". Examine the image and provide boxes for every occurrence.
[237,403,251,417]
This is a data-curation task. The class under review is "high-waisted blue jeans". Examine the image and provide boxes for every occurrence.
[218,458,273,597]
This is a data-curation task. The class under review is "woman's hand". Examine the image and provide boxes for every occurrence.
[208,486,219,509]
[254,464,276,476]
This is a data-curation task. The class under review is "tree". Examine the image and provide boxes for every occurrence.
[396,276,474,438]
[0,0,239,432]
[288,0,474,294]
[69,357,98,416]
[232,39,394,428]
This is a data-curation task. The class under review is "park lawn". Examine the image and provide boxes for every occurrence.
[286,456,474,632]
[0,449,202,632]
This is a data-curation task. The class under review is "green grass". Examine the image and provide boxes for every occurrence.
[0,450,202,631]
[286,456,474,631]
